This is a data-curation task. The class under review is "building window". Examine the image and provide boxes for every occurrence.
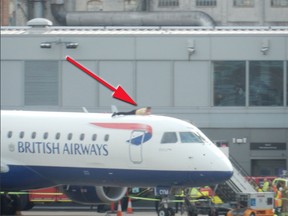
[271,0,288,7]
[214,61,246,106]
[158,0,179,7]
[233,0,254,7]
[196,0,217,6]
[25,61,59,106]
[249,61,283,106]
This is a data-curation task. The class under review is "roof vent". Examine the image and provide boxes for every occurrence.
[27,18,53,27]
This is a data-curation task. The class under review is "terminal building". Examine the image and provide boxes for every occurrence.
[1,0,288,177]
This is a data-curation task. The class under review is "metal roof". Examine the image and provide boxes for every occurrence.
[1,26,288,35]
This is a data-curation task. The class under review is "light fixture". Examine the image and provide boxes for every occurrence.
[40,40,78,49]
[260,39,269,55]
[65,42,79,49]
[187,39,196,57]
[40,42,52,48]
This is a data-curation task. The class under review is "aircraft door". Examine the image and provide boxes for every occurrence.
[129,130,145,164]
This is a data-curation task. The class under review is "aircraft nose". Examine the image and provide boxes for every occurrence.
[217,153,234,181]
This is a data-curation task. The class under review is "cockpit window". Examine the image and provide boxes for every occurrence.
[179,132,205,143]
[161,132,178,144]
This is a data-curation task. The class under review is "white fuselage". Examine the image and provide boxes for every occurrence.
[1,110,233,191]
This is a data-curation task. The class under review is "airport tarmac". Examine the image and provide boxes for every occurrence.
[16,209,212,216]
[17,206,202,216]
[20,211,159,216]
[18,206,161,216]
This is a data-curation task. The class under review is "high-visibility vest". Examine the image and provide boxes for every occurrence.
[190,188,199,198]
[275,190,282,208]
[175,190,185,197]
[262,181,269,192]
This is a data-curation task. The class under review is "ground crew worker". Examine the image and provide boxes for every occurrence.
[282,184,288,216]
[175,189,184,213]
[255,182,263,192]
[190,188,199,198]
[274,185,282,216]
[262,178,270,192]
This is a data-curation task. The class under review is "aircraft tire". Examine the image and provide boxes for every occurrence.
[158,207,175,216]
[19,194,34,210]
[0,194,17,215]
[158,208,168,216]
[208,208,218,216]
[167,207,175,216]
[187,206,198,216]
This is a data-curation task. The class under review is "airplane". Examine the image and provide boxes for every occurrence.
[0,109,233,215]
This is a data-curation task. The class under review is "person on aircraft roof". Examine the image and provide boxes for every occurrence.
[112,107,151,117]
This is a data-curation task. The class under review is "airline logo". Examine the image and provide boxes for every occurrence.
[91,123,153,145]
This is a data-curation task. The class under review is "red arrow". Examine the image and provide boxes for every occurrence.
[66,56,137,106]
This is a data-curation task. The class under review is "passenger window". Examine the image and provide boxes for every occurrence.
[19,131,25,139]
[179,132,204,143]
[80,133,85,141]
[161,132,177,144]
[55,133,61,140]
[31,132,36,139]
[43,132,48,139]
[7,131,13,138]
[104,134,109,142]
[92,134,97,141]
[67,133,72,140]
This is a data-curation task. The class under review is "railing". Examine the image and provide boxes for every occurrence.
[1,26,288,34]
[228,155,257,193]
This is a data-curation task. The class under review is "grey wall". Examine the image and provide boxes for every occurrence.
[1,28,288,175]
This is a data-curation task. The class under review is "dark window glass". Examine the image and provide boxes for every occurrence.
[104,134,109,142]
[55,133,61,140]
[233,0,254,7]
[271,0,288,7]
[249,61,283,106]
[43,132,49,139]
[214,61,246,106]
[31,132,36,139]
[7,131,13,138]
[80,133,85,141]
[158,0,179,7]
[179,132,205,143]
[92,134,97,141]
[19,131,25,139]
[67,133,73,140]
[161,132,178,144]
[196,0,217,6]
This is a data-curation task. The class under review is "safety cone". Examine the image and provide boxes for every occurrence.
[111,202,115,213]
[127,197,133,214]
[117,200,122,216]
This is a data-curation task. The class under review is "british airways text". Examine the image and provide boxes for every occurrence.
[17,141,108,156]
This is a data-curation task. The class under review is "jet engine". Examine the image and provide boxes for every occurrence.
[60,185,128,205]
